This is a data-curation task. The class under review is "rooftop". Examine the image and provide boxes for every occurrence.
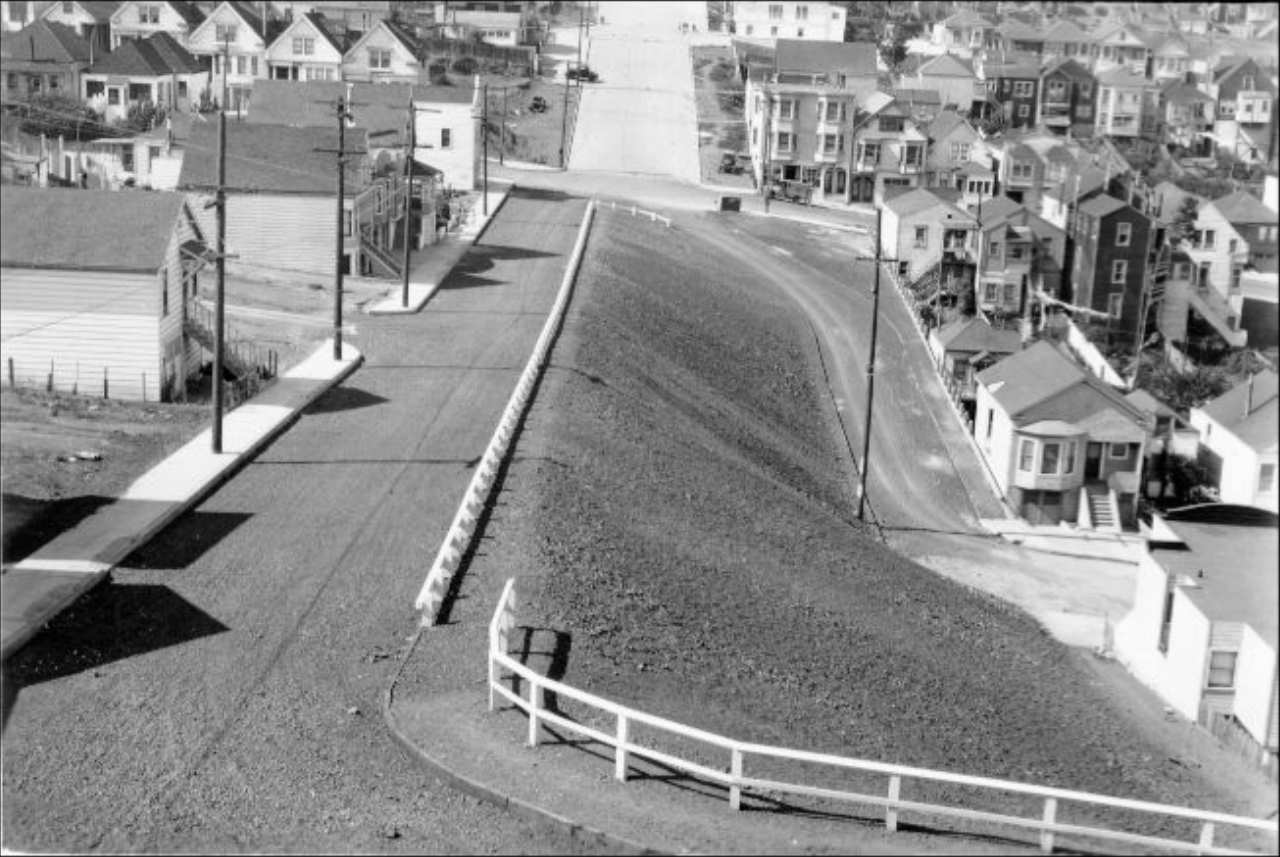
[178,121,365,194]
[0,187,186,272]
[246,79,474,145]
[1078,193,1128,218]
[936,316,1022,354]
[86,30,203,76]
[1212,189,1275,224]
[774,39,877,77]
[1197,370,1279,453]
[883,187,972,221]
[0,19,91,63]
[1095,66,1150,88]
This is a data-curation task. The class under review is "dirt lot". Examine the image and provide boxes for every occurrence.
[487,209,1276,850]
[691,46,752,188]
[482,74,581,168]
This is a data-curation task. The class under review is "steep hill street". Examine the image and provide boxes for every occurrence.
[1,190,603,854]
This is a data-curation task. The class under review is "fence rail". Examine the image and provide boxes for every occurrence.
[605,199,671,227]
[487,578,1277,855]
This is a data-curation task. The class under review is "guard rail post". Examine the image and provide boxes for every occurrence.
[528,677,541,747]
[887,775,901,832]
[615,714,629,781]
[1040,797,1057,853]
[729,748,743,810]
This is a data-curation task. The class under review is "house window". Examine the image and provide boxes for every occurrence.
[108,87,120,105]
[989,240,1001,258]
[1111,260,1128,284]
[1260,463,1276,493]
[139,5,160,24]
[985,408,994,440]
[1206,651,1238,689]
[879,116,904,132]
[441,128,451,148]
[902,144,922,167]
[984,281,999,302]
[795,4,808,19]
[86,79,104,97]
[1116,222,1132,246]
[236,55,246,75]
[775,132,794,152]
[1019,438,1034,471]
[1203,229,1216,249]
[251,56,258,76]
[215,23,238,42]
[1008,244,1025,260]
[950,142,970,161]
[1064,441,1076,473]
[778,99,795,119]
[770,25,778,35]
[178,80,187,98]
[1041,442,1060,474]
[914,226,928,248]
[1013,81,1033,97]
[5,72,16,92]
[858,142,880,165]
[1047,80,1066,98]
[824,101,842,122]
[1242,75,1254,91]
[293,37,315,55]
[1107,292,1124,318]
[369,48,392,69]
[128,82,151,102]
[768,4,783,19]
[1003,282,1017,305]
[162,269,169,316]
[343,209,352,236]
[821,133,843,154]
[1228,238,1237,253]
[1109,442,1128,459]
[1011,161,1033,179]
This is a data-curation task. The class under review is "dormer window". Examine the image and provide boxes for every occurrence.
[879,115,903,132]
[215,23,238,42]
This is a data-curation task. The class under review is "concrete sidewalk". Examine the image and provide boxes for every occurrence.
[368,186,513,315]
[0,341,363,661]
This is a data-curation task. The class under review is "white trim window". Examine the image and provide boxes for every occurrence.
[1109,442,1128,459]
[1206,651,1238,689]
[823,100,843,122]
[778,99,795,119]
[1108,292,1124,318]
[775,131,794,153]
[1111,260,1128,285]
[1260,462,1276,494]
[914,225,928,248]
[1014,81,1034,97]
[1040,442,1060,474]
[1116,222,1132,247]
[368,48,392,69]
[822,133,843,154]
[1018,438,1034,471]
[215,23,238,42]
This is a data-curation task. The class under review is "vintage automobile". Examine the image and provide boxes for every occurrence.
[529,95,548,113]
[766,179,813,205]
[718,152,746,174]
[566,64,599,82]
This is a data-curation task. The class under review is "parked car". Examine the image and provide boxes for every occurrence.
[566,64,599,82]
[766,179,812,205]
[718,152,745,174]
[530,95,548,113]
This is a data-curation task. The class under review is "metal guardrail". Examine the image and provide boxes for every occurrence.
[487,579,1278,855]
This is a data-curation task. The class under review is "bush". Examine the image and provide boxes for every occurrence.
[451,56,478,75]
[16,94,107,141]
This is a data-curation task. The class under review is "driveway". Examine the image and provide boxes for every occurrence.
[1,189,600,854]
[568,3,702,182]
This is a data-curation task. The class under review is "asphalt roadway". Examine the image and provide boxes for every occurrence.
[0,189,600,855]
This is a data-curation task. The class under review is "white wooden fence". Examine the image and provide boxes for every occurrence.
[604,199,671,228]
[413,198,597,622]
[488,579,1278,856]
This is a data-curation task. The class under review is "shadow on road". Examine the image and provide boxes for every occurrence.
[302,385,389,416]
[2,493,116,565]
[118,510,253,571]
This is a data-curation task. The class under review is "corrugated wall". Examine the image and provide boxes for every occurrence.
[225,193,337,278]
[1,268,161,401]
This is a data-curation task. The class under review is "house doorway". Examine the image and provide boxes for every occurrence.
[1085,442,1103,480]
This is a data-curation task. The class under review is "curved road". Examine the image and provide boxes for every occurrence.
[1,191,600,854]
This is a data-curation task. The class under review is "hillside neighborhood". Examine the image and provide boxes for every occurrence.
[1,2,1278,854]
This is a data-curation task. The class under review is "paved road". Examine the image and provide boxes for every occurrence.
[569,3,702,182]
[0,190,601,855]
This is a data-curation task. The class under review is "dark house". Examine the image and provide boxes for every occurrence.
[1069,194,1155,346]
[977,54,1041,130]
[1037,57,1096,138]
[0,19,92,101]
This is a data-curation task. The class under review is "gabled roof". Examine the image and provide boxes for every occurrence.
[0,187,187,272]
[1095,66,1150,88]
[918,52,974,78]
[1041,56,1093,82]
[978,340,1145,424]
[936,316,1022,354]
[1160,79,1214,104]
[927,109,970,141]
[86,30,201,75]
[1003,22,1044,42]
[109,1,203,28]
[191,0,274,44]
[1092,21,1146,45]
[1212,190,1275,224]
[890,88,941,106]
[1125,389,1181,422]
[860,90,896,116]
[1198,370,1279,453]
[178,120,365,193]
[1042,19,1089,43]
[344,17,423,62]
[884,187,972,221]
[774,39,877,77]
[977,195,1024,228]
[46,1,121,23]
[0,19,92,63]
[982,57,1040,80]
[275,11,345,55]
[1078,193,1128,218]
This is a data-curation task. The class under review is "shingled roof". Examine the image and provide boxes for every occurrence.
[0,187,187,272]
[1212,190,1275,224]
[85,30,202,75]
[774,38,877,77]
[1199,370,1279,453]
[178,121,365,194]
[0,19,92,63]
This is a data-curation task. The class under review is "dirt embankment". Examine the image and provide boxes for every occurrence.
[502,209,1271,848]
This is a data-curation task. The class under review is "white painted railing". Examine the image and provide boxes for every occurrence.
[604,199,671,227]
[413,198,597,622]
[488,579,1278,856]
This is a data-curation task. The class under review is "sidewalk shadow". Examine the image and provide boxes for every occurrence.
[1,493,115,565]
[302,385,388,416]
[117,510,252,571]
[510,626,572,712]
[511,186,577,203]
[3,580,228,695]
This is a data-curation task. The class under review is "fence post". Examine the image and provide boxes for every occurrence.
[47,359,53,392]
[1197,822,1215,854]
[103,366,109,399]
[615,714,629,781]
[8,357,13,388]
[886,775,901,832]
[488,639,497,713]
[1040,797,1057,854]
[527,677,541,747]
[728,748,743,810]
[142,372,146,402]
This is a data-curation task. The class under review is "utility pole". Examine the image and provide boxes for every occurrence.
[858,207,883,523]
[500,85,507,166]
[313,97,361,360]
[212,100,226,452]
[402,92,415,309]
[575,4,584,87]
[761,92,771,213]
[559,48,570,168]
[482,82,489,216]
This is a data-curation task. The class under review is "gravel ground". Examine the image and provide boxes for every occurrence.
[485,208,1275,851]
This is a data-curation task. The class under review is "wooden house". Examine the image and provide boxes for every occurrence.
[108,0,203,48]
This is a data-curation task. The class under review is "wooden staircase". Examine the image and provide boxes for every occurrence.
[183,301,276,393]
[1084,483,1121,533]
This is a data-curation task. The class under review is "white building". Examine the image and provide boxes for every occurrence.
[1189,370,1279,512]
[264,10,342,81]
[729,1,845,41]
[185,0,275,113]
[1114,506,1278,772]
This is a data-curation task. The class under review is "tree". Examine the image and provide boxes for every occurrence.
[119,100,165,134]
[1135,359,1232,415]
[878,19,922,76]
[1169,196,1199,247]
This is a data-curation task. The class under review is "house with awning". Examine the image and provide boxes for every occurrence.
[974,340,1151,529]
[80,29,204,120]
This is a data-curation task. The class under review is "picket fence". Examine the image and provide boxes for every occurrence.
[605,199,671,227]
[412,198,597,621]
[487,579,1278,856]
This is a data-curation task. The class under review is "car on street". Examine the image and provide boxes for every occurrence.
[530,95,548,113]
[566,64,599,82]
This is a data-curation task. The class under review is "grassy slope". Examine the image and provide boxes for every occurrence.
[514,210,1262,844]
